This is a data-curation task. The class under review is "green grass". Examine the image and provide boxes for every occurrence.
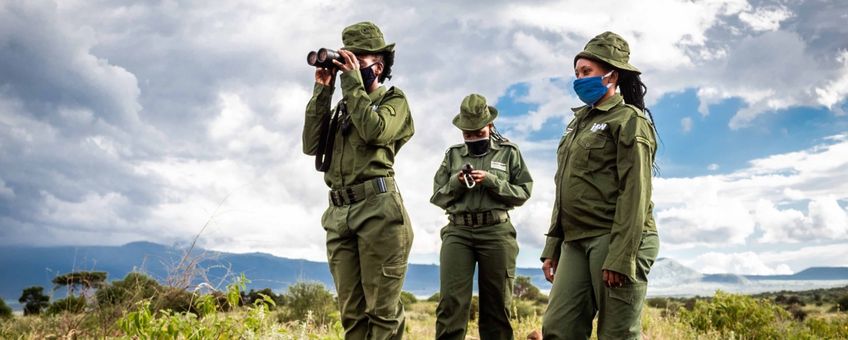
[2,278,847,339]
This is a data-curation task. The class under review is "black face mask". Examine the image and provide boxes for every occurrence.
[360,63,379,90]
[465,138,490,156]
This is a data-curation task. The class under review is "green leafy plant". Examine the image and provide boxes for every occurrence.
[679,290,792,338]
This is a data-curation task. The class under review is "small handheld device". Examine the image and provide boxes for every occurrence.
[462,163,475,189]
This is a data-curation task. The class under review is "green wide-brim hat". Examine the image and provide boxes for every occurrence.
[452,94,499,131]
[574,31,640,74]
[342,21,395,54]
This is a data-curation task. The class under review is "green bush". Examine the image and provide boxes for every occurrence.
[0,299,12,320]
[837,294,848,312]
[679,291,791,339]
[152,287,197,314]
[400,291,417,306]
[427,292,441,302]
[118,276,279,339]
[46,295,86,315]
[646,297,669,309]
[278,281,336,326]
[95,272,160,307]
[799,316,848,338]
[244,288,284,310]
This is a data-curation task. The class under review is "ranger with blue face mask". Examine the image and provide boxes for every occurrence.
[540,31,661,340]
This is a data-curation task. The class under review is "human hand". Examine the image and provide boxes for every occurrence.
[542,259,558,283]
[603,269,627,288]
[315,67,337,86]
[332,49,360,73]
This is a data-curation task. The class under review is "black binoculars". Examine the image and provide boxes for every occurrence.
[307,48,344,68]
[462,163,474,174]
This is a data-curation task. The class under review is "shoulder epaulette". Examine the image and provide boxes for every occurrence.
[497,140,518,149]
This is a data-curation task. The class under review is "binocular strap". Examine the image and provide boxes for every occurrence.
[315,100,347,172]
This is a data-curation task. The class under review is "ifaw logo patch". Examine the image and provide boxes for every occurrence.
[590,123,608,132]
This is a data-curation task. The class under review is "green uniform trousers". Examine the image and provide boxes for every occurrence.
[322,189,414,340]
[542,231,658,340]
[435,220,518,340]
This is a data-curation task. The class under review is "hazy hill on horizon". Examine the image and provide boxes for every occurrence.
[2,241,847,309]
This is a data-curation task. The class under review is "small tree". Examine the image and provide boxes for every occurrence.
[19,286,50,315]
[52,271,108,296]
[513,275,543,302]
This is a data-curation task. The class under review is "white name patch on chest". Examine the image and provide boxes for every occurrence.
[491,161,507,171]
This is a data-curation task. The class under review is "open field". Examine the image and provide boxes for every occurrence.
[2,274,847,339]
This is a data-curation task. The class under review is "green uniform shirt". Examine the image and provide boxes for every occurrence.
[303,70,414,189]
[541,93,657,280]
[431,140,533,213]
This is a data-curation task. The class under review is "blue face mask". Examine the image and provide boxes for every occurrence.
[573,70,614,106]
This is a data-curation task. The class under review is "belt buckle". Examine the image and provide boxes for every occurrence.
[374,177,388,193]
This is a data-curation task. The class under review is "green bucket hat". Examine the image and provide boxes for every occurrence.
[453,94,499,131]
[342,21,395,54]
[574,31,640,74]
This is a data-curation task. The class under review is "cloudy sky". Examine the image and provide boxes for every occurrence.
[1,0,846,275]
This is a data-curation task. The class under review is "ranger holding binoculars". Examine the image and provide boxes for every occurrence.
[302,21,414,340]
[430,94,533,339]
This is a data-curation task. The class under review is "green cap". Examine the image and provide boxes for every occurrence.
[453,94,499,131]
[574,31,640,74]
[342,22,395,54]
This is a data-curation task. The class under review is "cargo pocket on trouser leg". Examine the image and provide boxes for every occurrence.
[375,263,406,319]
[601,281,647,340]
[504,270,515,308]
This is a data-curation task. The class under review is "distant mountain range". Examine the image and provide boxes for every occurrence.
[2,242,847,308]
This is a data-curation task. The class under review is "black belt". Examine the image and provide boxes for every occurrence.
[329,177,395,207]
[449,210,509,226]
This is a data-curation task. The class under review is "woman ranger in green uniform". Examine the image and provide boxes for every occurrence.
[430,94,533,340]
[540,32,660,340]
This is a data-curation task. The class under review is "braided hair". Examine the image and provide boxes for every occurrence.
[491,124,509,142]
[594,59,661,172]
[618,69,662,174]
[618,71,655,128]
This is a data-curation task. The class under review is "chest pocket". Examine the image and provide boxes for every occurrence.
[572,133,609,170]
